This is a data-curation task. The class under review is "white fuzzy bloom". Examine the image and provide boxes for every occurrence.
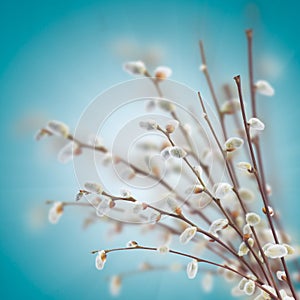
[255,80,275,96]
[243,224,252,235]
[58,141,81,163]
[244,280,256,296]
[35,128,52,141]
[123,61,146,75]
[47,120,69,137]
[246,212,261,226]
[193,165,203,178]
[165,119,179,134]
[76,190,89,202]
[238,242,250,256]
[158,99,176,112]
[238,278,248,290]
[262,205,275,216]
[235,216,244,228]
[266,184,272,196]
[166,197,181,214]
[280,289,295,300]
[248,117,265,131]
[95,250,107,270]
[169,146,187,159]
[276,270,287,281]
[239,188,255,202]
[102,152,114,166]
[202,273,213,293]
[160,147,171,160]
[220,99,241,114]
[198,193,212,208]
[224,137,244,152]
[149,212,161,224]
[186,184,204,195]
[215,183,233,199]
[132,202,144,214]
[186,259,198,279]
[199,64,207,72]
[183,123,192,136]
[139,119,158,130]
[96,197,111,217]
[126,240,138,248]
[84,182,103,194]
[89,196,101,207]
[283,244,295,255]
[154,66,172,80]
[48,202,64,224]
[120,189,131,198]
[261,284,276,299]
[264,244,288,259]
[110,275,121,296]
[157,245,169,254]
[232,285,245,297]
[179,226,197,244]
[237,162,253,173]
[209,219,229,237]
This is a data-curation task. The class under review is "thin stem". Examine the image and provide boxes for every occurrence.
[66,133,211,224]
[156,124,263,278]
[91,245,278,299]
[234,75,296,299]
[198,91,275,287]
[245,29,297,299]
[145,71,213,186]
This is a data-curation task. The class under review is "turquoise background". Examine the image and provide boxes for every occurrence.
[1,0,300,299]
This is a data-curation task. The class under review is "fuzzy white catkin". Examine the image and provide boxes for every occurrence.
[123,61,146,75]
[262,284,276,299]
[169,146,187,158]
[238,278,248,290]
[179,227,197,244]
[208,219,229,238]
[139,119,158,130]
[48,120,69,137]
[157,245,169,254]
[95,250,106,270]
[165,119,179,133]
[246,212,261,226]
[198,193,212,208]
[224,137,244,152]
[276,270,287,281]
[255,80,275,96]
[248,117,265,131]
[48,202,64,224]
[244,280,255,296]
[238,242,250,256]
[264,244,288,259]
[239,188,255,202]
[57,142,80,164]
[186,259,198,279]
[220,99,241,114]
[109,276,121,296]
[215,183,232,198]
[84,182,103,194]
[154,66,172,80]
[237,162,252,173]
[243,224,252,235]
[202,273,213,293]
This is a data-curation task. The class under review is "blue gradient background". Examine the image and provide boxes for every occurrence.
[1,0,300,299]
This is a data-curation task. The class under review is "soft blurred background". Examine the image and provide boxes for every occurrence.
[1,0,300,299]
